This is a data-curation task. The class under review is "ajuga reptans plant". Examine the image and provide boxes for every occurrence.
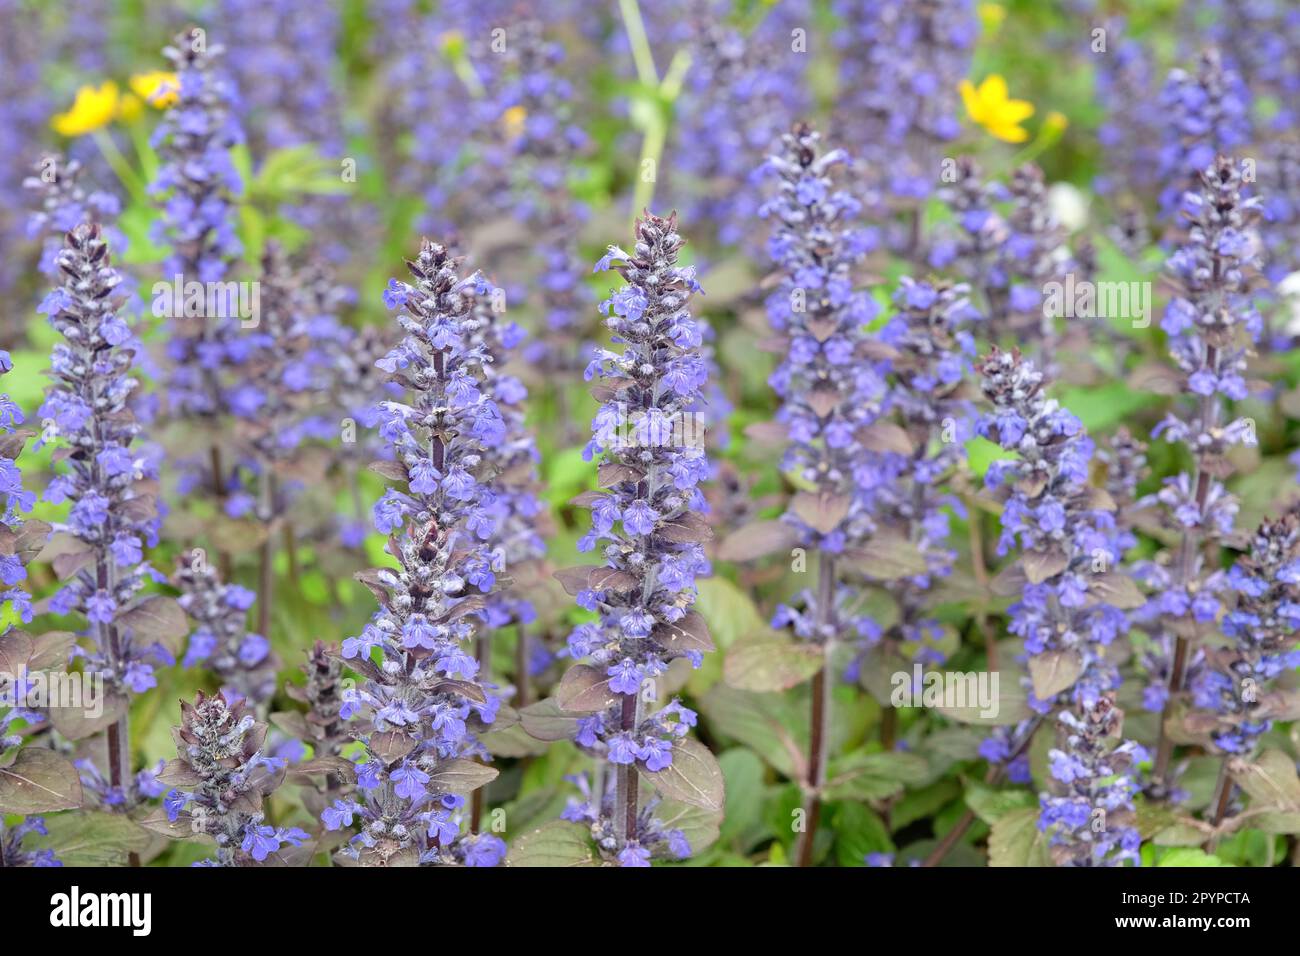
[321,240,504,867]
[553,211,714,867]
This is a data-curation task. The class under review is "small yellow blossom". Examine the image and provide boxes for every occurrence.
[1044,110,1069,133]
[50,81,121,137]
[130,71,180,109]
[501,105,527,137]
[118,94,143,123]
[439,30,466,56]
[959,74,1035,143]
[977,3,1006,32]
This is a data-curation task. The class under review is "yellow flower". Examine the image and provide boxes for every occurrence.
[130,71,180,109]
[1044,110,1069,133]
[439,30,466,56]
[959,74,1034,143]
[501,105,527,137]
[977,3,1006,32]
[118,94,143,123]
[50,81,121,137]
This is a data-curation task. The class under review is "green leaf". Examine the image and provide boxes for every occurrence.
[694,577,776,650]
[824,752,930,802]
[1156,847,1234,867]
[1028,648,1083,700]
[936,671,1032,726]
[724,637,824,692]
[891,779,962,831]
[1059,382,1153,432]
[644,738,725,811]
[844,532,929,580]
[1137,802,1210,846]
[987,807,1051,867]
[1248,811,1300,834]
[832,802,893,867]
[29,811,151,866]
[506,821,599,867]
[698,685,806,780]
[554,663,619,714]
[964,436,1014,479]
[0,749,83,813]
[964,782,1038,826]
[427,758,498,796]
[1230,749,1300,812]
[718,749,766,843]
[656,798,723,857]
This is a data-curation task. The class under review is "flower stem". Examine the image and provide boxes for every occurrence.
[796,550,835,867]
[91,130,147,206]
[282,522,300,589]
[618,0,659,88]
[923,716,1043,867]
[515,627,530,709]
[257,471,275,640]
[1205,758,1235,851]
[614,692,640,847]
[209,445,233,580]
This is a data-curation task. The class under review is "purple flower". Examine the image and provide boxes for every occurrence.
[38,225,165,713]
[559,212,716,865]
[175,554,277,705]
[162,692,290,866]
[317,240,501,866]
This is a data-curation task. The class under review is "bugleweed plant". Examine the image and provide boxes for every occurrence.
[4,0,1300,877]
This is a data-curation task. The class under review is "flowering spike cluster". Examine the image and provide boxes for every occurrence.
[833,0,975,256]
[0,352,34,622]
[0,351,58,868]
[375,5,497,232]
[224,244,345,523]
[151,28,245,419]
[176,552,275,704]
[560,771,691,866]
[1191,510,1300,755]
[996,164,1069,368]
[672,0,810,249]
[0,817,60,868]
[39,225,167,697]
[867,278,978,667]
[467,296,546,635]
[161,691,305,866]
[1092,18,1161,205]
[976,348,1128,708]
[758,124,885,650]
[323,240,503,866]
[564,212,711,865]
[1157,50,1252,218]
[760,124,885,551]
[972,349,1136,790]
[289,641,350,759]
[24,156,123,279]
[217,0,345,153]
[480,18,590,370]
[976,349,1144,864]
[0,0,47,305]
[1135,157,1264,727]
[325,323,399,548]
[1039,694,1143,866]
[931,156,1008,311]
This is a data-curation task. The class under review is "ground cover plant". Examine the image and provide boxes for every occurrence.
[2,0,1300,870]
